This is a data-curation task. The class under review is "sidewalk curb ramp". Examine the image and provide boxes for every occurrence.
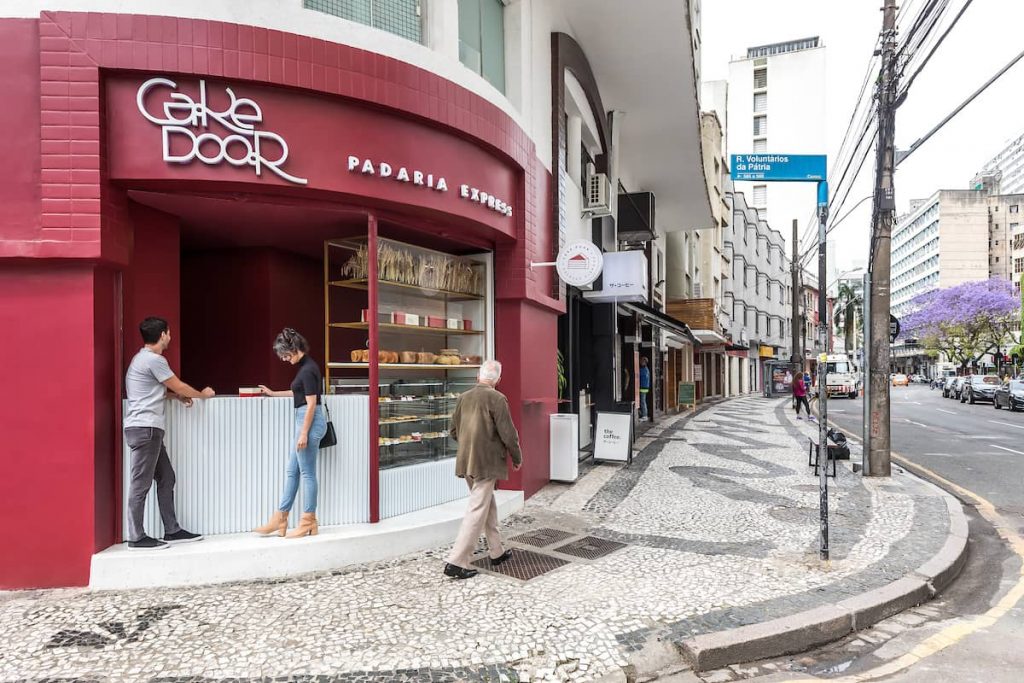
[677,470,970,672]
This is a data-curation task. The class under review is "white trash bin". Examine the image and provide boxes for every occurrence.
[549,413,580,482]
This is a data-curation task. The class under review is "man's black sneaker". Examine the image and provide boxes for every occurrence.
[163,529,204,544]
[443,563,479,580]
[127,536,169,550]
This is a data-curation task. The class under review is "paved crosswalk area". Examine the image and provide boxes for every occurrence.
[0,396,950,683]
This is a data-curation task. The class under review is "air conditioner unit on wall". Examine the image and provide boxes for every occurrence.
[584,173,613,217]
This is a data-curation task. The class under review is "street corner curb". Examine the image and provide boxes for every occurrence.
[677,605,852,672]
[836,576,932,630]
[913,496,970,596]
[674,489,970,673]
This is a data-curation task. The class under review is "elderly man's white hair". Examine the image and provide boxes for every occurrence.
[478,359,502,382]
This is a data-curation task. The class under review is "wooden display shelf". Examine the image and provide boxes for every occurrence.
[328,362,482,370]
[329,279,484,301]
[330,322,484,335]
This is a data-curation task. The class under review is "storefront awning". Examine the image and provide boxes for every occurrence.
[622,302,699,346]
[691,329,729,346]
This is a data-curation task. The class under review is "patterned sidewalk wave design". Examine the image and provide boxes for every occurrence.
[0,397,950,683]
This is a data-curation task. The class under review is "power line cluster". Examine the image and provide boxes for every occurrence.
[797,0,972,271]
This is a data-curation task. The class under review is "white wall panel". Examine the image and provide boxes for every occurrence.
[123,396,370,537]
[379,458,468,519]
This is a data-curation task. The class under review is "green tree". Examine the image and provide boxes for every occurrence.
[833,282,862,354]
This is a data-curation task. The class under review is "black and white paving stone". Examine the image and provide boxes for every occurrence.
[0,397,951,683]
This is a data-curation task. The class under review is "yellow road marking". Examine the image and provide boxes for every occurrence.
[776,431,1024,682]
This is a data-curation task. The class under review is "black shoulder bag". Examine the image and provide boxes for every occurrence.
[319,398,338,449]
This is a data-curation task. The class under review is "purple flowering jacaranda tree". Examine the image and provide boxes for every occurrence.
[902,279,1018,371]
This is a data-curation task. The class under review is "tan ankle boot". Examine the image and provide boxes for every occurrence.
[286,512,318,538]
[253,510,288,537]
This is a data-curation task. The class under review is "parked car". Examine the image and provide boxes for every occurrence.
[892,373,910,387]
[961,375,1000,404]
[910,374,927,383]
[942,376,957,398]
[994,380,1024,411]
[951,376,968,400]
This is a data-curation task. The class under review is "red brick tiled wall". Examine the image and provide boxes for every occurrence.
[26,11,560,312]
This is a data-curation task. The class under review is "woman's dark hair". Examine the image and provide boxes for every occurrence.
[273,328,309,356]
[139,317,169,344]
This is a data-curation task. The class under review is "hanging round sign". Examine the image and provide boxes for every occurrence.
[555,240,604,287]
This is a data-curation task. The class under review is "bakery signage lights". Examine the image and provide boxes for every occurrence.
[347,155,513,218]
[136,77,308,185]
[555,240,604,287]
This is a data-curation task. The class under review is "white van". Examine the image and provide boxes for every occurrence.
[825,354,860,399]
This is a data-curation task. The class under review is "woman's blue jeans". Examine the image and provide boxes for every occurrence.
[278,405,328,514]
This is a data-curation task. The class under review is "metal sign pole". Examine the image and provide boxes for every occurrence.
[816,181,830,562]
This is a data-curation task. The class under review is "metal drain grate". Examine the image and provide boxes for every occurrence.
[473,549,570,581]
[553,536,626,560]
[509,527,576,548]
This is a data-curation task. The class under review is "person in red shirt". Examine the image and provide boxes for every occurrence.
[793,372,814,421]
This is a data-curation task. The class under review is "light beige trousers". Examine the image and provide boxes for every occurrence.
[447,475,505,569]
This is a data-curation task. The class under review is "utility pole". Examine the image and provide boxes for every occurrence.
[867,0,898,477]
[816,184,830,561]
[792,219,802,371]
[862,270,871,467]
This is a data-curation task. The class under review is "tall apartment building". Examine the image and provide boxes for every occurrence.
[726,37,826,255]
[891,190,1024,373]
[972,129,1024,195]
[723,184,793,394]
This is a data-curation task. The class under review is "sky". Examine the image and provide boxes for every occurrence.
[701,0,1024,273]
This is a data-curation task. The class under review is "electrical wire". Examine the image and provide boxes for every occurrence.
[896,0,976,104]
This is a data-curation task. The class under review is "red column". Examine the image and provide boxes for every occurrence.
[0,264,117,588]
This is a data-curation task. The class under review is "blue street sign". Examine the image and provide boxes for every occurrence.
[730,154,827,182]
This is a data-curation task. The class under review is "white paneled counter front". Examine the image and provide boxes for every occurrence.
[123,395,370,536]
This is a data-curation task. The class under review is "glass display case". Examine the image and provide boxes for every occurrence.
[325,236,492,470]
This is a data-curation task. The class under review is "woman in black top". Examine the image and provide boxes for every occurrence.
[253,328,328,538]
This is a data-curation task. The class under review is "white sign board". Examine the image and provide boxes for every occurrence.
[582,250,649,303]
[594,411,632,462]
[556,240,604,287]
[693,363,703,376]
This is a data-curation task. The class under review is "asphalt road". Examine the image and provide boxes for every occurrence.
[758,383,1024,682]
[825,383,1024,527]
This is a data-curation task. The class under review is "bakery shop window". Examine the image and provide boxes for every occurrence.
[325,237,493,469]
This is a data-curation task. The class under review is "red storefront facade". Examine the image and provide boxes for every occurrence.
[0,12,560,589]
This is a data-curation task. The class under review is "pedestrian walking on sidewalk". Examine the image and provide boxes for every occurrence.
[639,356,651,421]
[124,317,214,550]
[444,360,522,580]
[793,371,814,421]
[254,328,329,539]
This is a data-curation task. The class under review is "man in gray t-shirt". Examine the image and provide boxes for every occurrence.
[124,317,215,550]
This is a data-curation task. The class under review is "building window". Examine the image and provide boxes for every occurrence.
[754,68,767,90]
[1012,205,1020,213]
[753,139,767,153]
[459,0,506,93]
[753,185,767,206]
[1015,257,1024,273]
[753,92,767,113]
[304,0,423,43]
[753,115,767,136]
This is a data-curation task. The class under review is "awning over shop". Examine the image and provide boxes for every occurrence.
[622,302,699,346]
[691,329,729,346]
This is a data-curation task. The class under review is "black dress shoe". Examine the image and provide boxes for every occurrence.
[490,549,514,566]
[443,563,479,580]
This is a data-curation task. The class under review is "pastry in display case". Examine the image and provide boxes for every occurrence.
[324,235,492,470]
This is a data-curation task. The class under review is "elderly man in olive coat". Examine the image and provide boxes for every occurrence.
[443,359,523,579]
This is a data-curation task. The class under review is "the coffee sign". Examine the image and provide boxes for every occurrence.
[136,77,308,185]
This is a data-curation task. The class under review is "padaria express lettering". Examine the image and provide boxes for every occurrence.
[136,77,308,185]
[348,156,513,218]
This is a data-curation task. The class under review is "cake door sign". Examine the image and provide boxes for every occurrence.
[527,240,604,287]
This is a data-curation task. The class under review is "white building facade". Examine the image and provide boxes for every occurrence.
[726,37,827,256]
[972,129,1024,195]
